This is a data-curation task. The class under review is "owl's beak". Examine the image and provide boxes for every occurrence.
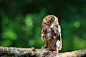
[48,22,51,25]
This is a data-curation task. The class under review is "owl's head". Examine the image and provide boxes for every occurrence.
[43,15,58,25]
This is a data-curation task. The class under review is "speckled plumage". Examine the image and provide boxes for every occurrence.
[41,15,62,53]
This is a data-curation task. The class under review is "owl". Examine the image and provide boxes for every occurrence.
[41,15,62,53]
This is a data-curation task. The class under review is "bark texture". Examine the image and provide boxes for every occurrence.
[0,46,86,57]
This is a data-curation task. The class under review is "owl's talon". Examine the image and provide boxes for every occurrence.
[42,46,45,49]
[53,51,57,54]
[42,44,47,49]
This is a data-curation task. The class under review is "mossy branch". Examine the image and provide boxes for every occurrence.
[0,46,86,57]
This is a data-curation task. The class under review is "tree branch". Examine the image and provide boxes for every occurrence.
[0,46,86,57]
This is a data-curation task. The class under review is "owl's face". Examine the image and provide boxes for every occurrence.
[43,15,58,25]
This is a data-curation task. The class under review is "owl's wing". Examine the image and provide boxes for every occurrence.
[41,24,43,30]
[41,25,44,41]
[41,24,47,42]
[41,23,45,30]
[56,25,62,50]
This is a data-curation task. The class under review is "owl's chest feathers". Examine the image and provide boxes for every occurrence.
[42,23,59,42]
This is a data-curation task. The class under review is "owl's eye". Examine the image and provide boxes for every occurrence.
[51,17,55,20]
[45,18,47,21]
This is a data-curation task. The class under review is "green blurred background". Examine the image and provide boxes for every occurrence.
[0,0,86,53]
